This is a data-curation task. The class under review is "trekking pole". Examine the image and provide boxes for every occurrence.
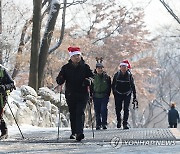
[57,85,62,141]
[6,101,24,139]
[87,86,94,139]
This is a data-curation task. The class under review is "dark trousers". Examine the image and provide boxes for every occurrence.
[114,93,131,126]
[0,108,7,135]
[66,97,88,135]
[169,123,177,128]
[93,96,109,127]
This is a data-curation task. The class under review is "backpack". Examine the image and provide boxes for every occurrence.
[114,70,132,95]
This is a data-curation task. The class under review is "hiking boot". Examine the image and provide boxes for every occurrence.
[0,133,8,140]
[102,125,107,130]
[117,123,121,128]
[76,134,84,141]
[70,134,76,139]
[123,125,129,130]
[96,126,101,130]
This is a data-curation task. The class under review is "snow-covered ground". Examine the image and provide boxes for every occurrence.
[0,125,180,154]
[1,86,180,153]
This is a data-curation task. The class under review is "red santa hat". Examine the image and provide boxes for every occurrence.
[120,60,131,69]
[68,47,81,57]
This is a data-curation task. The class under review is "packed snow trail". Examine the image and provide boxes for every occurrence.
[0,125,180,154]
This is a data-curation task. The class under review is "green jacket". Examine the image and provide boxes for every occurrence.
[0,66,15,109]
[93,72,111,98]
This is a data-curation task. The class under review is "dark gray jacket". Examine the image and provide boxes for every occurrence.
[168,108,180,124]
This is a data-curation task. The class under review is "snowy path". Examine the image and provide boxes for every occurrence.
[0,126,180,154]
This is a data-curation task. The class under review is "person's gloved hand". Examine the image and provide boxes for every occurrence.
[0,85,6,93]
[83,78,91,86]
[133,95,137,102]
[132,96,138,109]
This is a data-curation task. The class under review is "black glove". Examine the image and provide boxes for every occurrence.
[83,78,91,86]
[132,97,138,109]
[0,85,6,93]
[6,83,16,92]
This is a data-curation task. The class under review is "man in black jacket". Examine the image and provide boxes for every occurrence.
[0,65,15,140]
[112,61,137,129]
[56,47,93,141]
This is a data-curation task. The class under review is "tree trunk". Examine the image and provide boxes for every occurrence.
[12,19,32,79]
[49,0,67,54]
[38,2,60,88]
[28,0,42,91]
[0,0,2,34]
[0,0,2,64]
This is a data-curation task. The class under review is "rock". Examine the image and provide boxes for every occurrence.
[43,101,52,112]
[21,85,37,97]
[38,87,56,101]
[5,86,70,128]
[25,95,37,105]
[51,104,58,115]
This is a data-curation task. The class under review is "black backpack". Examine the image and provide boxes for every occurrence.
[114,70,132,95]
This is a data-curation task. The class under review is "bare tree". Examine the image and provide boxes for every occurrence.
[12,19,32,79]
[29,0,42,91]
[131,51,180,128]
[30,0,88,89]
[38,1,61,88]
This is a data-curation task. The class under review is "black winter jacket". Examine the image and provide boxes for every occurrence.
[0,66,15,110]
[112,70,136,98]
[56,59,94,100]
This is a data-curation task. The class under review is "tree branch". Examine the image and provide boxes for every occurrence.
[159,0,180,24]
[49,0,67,54]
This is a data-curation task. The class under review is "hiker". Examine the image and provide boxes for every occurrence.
[168,103,180,128]
[0,65,15,140]
[112,60,137,129]
[56,47,93,141]
[92,58,111,130]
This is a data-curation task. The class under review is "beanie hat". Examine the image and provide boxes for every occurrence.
[68,47,81,57]
[96,63,104,68]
